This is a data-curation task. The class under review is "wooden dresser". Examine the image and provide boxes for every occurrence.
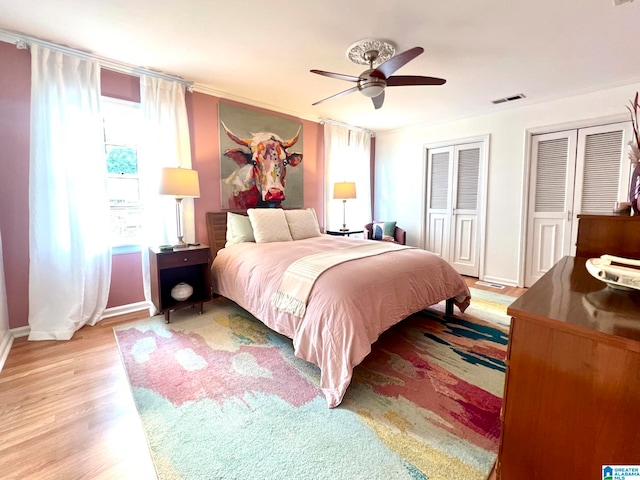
[575,214,640,258]
[497,256,640,479]
[497,214,640,477]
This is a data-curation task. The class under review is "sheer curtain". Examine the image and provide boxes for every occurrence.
[324,123,372,231]
[28,44,112,340]
[138,75,193,315]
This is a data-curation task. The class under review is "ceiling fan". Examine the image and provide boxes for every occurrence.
[310,39,446,109]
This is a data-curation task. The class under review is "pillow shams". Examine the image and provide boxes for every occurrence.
[247,208,293,243]
[284,208,321,240]
[225,212,255,247]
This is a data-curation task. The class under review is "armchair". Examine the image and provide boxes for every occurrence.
[364,222,406,245]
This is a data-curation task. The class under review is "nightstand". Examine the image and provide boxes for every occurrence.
[326,230,364,237]
[149,245,211,323]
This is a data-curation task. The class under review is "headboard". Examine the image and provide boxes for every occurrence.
[206,212,229,260]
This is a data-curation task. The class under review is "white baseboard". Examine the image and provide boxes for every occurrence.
[10,325,30,338]
[0,302,150,374]
[101,301,151,320]
[481,275,519,288]
[0,330,14,372]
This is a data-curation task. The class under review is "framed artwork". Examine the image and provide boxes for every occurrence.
[218,101,304,210]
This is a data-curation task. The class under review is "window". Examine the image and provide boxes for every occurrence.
[102,97,142,247]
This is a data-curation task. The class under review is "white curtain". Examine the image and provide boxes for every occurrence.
[324,123,372,231]
[28,44,112,340]
[138,75,193,315]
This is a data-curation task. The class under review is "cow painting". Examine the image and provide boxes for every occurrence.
[221,121,303,209]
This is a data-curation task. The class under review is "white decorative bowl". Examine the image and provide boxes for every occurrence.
[585,255,640,291]
[171,282,193,301]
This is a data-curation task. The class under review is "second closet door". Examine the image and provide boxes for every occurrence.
[525,122,631,287]
[426,143,481,277]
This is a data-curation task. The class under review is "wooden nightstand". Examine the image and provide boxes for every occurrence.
[149,245,211,323]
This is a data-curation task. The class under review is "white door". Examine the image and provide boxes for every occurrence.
[450,145,481,276]
[426,143,482,277]
[525,122,631,287]
[524,131,577,287]
[426,148,451,260]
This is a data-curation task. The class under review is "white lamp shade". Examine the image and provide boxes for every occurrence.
[333,182,356,200]
[159,167,200,198]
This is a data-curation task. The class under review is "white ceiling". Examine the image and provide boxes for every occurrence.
[1,0,639,132]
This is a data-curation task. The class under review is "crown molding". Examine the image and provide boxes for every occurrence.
[191,83,321,124]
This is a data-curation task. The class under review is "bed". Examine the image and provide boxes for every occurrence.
[206,210,471,408]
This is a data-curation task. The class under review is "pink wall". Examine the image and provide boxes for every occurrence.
[0,40,325,328]
[0,42,30,330]
[187,94,325,244]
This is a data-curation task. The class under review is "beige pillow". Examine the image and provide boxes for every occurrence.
[284,208,321,240]
[247,208,293,243]
[225,212,255,247]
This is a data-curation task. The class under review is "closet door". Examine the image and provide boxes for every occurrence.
[426,147,451,261]
[426,143,482,276]
[525,131,577,287]
[525,122,631,287]
[450,144,481,276]
[570,123,631,249]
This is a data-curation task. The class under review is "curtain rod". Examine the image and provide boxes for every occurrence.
[0,29,194,90]
[319,118,375,137]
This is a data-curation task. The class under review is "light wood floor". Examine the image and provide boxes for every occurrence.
[0,278,523,480]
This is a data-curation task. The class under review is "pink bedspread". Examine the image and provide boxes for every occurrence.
[211,235,471,407]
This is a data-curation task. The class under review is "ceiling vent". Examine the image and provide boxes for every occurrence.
[492,93,526,105]
[613,0,633,5]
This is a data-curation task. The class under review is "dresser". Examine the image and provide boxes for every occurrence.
[575,214,640,259]
[496,256,640,479]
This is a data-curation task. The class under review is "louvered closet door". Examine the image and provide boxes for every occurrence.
[570,123,631,250]
[524,122,631,287]
[426,144,481,276]
[426,147,451,260]
[451,144,481,276]
[525,131,577,287]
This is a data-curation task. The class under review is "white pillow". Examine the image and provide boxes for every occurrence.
[247,208,293,243]
[284,208,321,240]
[225,212,255,247]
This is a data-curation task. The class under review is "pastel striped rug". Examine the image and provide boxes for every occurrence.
[114,288,513,480]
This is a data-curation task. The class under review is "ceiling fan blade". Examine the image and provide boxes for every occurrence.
[312,86,359,106]
[371,90,385,110]
[310,70,360,83]
[371,47,424,79]
[386,75,446,87]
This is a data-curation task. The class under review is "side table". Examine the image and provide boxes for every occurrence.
[326,230,364,237]
[149,245,211,323]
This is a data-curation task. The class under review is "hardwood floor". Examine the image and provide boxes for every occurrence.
[464,276,527,298]
[0,311,157,480]
[0,277,523,480]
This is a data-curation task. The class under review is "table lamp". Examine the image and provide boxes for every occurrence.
[333,181,356,231]
[159,167,200,248]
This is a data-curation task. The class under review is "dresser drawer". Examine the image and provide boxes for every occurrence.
[157,249,210,269]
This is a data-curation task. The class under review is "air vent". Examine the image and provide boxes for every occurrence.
[492,93,526,105]
[613,0,633,5]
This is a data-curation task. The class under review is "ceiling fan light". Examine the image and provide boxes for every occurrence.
[359,84,385,98]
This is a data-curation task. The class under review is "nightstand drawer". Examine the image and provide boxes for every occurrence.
[157,249,210,270]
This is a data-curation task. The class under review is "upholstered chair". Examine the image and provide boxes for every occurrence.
[364,222,407,245]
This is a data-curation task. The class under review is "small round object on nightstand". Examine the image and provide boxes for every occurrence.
[171,282,193,301]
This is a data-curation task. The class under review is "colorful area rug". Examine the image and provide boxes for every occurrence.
[114,287,513,480]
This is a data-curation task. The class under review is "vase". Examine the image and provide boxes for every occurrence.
[171,282,193,301]
[630,162,640,216]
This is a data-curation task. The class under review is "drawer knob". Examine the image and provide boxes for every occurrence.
[183,257,188,262]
